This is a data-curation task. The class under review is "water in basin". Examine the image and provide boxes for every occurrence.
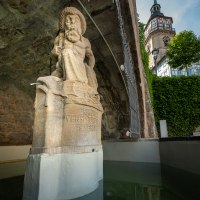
[0,160,200,200]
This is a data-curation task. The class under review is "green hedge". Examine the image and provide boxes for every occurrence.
[152,76,200,137]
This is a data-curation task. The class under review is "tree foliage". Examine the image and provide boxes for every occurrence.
[166,30,200,70]
[153,76,200,137]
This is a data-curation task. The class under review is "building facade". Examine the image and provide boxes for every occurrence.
[144,0,200,77]
[144,0,176,69]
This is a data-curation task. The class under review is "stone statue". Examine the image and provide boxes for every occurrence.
[51,7,98,91]
[31,7,103,150]
[23,7,103,200]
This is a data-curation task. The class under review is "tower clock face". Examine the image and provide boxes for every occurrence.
[163,36,170,46]
[146,44,151,53]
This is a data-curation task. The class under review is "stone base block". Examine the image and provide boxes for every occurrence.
[75,180,103,200]
[23,150,103,200]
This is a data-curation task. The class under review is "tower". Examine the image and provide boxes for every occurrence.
[145,0,176,70]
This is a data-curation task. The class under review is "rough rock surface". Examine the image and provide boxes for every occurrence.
[0,85,33,144]
[0,0,130,145]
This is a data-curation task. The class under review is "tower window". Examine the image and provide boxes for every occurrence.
[163,36,170,46]
[146,44,151,53]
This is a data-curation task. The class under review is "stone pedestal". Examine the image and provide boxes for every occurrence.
[23,76,103,200]
[23,150,103,200]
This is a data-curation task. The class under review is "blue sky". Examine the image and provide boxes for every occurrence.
[136,0,200,36]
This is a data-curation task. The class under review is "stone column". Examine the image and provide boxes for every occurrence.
[23,78,103,200]
[23,6,103,200]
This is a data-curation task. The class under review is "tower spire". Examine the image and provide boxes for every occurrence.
[150,0,163,17]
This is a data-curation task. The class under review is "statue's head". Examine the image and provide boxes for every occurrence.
[60,7,86,35]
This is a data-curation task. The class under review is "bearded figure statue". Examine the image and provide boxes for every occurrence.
[31,7,103,149]
[51,7,98,91]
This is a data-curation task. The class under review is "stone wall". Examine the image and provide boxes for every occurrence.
[0,0,156,145]
[0,85,33,145]
[0,0,131,144]
[103,139,160,163]
[127,0,157,137]
[160,139,200,175]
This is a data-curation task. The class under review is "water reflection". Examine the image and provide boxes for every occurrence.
[1,161,200,200]
[103,161,200,200]
[75,180,103,200]
[103,161,161,200]
[104,182,160,200]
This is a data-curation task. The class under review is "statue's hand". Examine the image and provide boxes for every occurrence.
[86,48,93,57]
[85,63,93,70]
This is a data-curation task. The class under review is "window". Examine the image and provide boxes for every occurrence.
[146,44,151,54]
[163,36,170,46]
[151,19,157,29]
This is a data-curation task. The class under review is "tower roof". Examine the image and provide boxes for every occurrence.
[150,0,164,18]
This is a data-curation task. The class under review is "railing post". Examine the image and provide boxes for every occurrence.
[160,120,168,138]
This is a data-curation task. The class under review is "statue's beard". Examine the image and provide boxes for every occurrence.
[65,30,81,43]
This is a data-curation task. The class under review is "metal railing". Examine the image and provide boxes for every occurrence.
[145,26,175,38]
[171,65,200,76]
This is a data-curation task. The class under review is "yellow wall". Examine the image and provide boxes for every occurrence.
[0,145,31,179]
